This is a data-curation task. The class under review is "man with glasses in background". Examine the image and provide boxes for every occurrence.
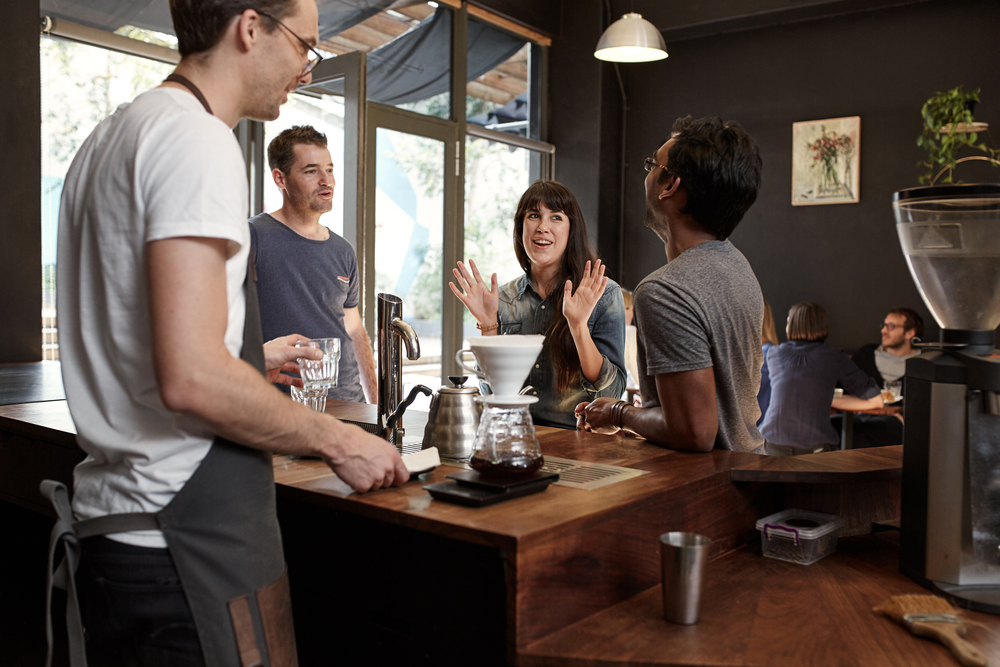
[853,307,924,395]
[54,1,405,664]
[576,116,765,454]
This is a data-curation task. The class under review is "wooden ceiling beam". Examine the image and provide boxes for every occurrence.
[466,81,517,106]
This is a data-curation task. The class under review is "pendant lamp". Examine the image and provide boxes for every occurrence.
[594,12,667,63]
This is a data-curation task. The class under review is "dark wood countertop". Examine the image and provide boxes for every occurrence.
[273,424,764,553]
[521,533,1000,667]
[0,386,910,659]
[729,445,903,484]
[0,361,65,406]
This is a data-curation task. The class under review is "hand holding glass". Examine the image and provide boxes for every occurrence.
[296,338,340,391]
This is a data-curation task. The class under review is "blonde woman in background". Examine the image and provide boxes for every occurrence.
[757,300,780,424]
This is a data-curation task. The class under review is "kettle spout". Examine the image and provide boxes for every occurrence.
[391,318,420,360]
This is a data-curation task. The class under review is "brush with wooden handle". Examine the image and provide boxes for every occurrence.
[874,594,987,667]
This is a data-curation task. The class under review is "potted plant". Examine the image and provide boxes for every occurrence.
[917,85,998,184]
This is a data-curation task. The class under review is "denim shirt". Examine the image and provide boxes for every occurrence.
[759,340,880,448]
[491,273,627,429]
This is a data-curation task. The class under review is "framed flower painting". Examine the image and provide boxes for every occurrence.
[792,116,860,205]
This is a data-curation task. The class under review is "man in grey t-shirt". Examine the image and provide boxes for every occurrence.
[252,125,377,403]
[576,116,764,453]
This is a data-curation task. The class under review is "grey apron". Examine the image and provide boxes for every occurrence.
[44,82,298,664]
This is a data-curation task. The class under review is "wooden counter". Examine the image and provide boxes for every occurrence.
[522,533,1000,667]
[0,382,914,667]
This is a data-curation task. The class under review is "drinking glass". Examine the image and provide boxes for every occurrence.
[882,380,902,404]
[296,338,340,391]
[291,385,327,413]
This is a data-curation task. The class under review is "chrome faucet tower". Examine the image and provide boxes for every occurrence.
[376,293,421,446]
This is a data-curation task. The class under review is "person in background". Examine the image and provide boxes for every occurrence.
[450,180,627,429]
[759,302,881,456]
[622,289,641,404]
[757,300,780,425]
[852,307,924,395]
[575,116,764,453]
[251,125,377,403]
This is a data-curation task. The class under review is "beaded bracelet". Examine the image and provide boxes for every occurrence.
[476,321,500,332]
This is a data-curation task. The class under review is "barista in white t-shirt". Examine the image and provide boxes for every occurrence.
[55,1,407,663]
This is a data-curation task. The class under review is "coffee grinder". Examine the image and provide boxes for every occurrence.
[895,183,1000,614]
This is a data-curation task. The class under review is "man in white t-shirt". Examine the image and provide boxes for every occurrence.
[55,0,407,663]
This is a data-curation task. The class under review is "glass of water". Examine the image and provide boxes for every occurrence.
[291,385,327,413]
[296,338,340,391]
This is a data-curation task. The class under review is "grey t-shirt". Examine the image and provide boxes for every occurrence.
[250,213,365,402]
[634,240,764,453]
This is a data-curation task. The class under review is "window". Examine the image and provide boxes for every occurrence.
[40,29,174,360]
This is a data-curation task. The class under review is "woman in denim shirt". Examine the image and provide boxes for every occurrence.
[450,181,627,429]
[760,302,882,455]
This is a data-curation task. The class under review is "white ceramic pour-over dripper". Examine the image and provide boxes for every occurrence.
[455,335,544,399]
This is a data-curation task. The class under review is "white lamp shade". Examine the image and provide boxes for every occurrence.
[594,12,668,63]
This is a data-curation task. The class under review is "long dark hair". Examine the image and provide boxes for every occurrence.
[513,181,597,391]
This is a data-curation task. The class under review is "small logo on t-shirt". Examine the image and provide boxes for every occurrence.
[337,276,349,284]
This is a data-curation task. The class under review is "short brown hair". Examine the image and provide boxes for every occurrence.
[169,0,294,57]
[267,125,328,174]
[889,307,924,339]
[787,302,828,342]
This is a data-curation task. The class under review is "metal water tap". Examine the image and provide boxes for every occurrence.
[376,293,424,448]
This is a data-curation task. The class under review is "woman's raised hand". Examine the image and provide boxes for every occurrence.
[563,259,608,329]
[449,259,499,327]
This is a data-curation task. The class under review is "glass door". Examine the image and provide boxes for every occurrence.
[365,104,458,401]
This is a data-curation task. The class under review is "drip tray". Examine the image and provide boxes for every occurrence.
[341,418,380,435]
[541,456,649,490]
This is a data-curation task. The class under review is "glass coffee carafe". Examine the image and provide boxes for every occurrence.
[468,402,544,480]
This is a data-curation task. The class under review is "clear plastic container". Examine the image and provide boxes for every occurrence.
[755,510,843,565]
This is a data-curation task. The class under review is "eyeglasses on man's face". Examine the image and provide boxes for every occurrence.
[258,10,324,76]
[643,157,670,175]
[881,322,903,332]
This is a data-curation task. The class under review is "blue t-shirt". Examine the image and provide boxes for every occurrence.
[249,213,365,402]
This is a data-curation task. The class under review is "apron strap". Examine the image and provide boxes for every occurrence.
[40,480,158,667]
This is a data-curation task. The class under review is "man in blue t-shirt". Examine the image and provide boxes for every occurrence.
[250,125,376,403]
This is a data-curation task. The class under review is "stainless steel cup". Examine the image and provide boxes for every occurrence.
[660,532,711,624]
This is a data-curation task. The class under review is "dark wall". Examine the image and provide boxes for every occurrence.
[1,2,42,361]
[547,0,605,245]
[476,0,560,36]
[616,0,999,352]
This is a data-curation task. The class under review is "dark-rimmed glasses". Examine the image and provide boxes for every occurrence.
[258,10,324,76]
[881,322,901,331]
[644,157,670,175]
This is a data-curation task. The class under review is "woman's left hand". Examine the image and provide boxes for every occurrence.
[563,260,608,330]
